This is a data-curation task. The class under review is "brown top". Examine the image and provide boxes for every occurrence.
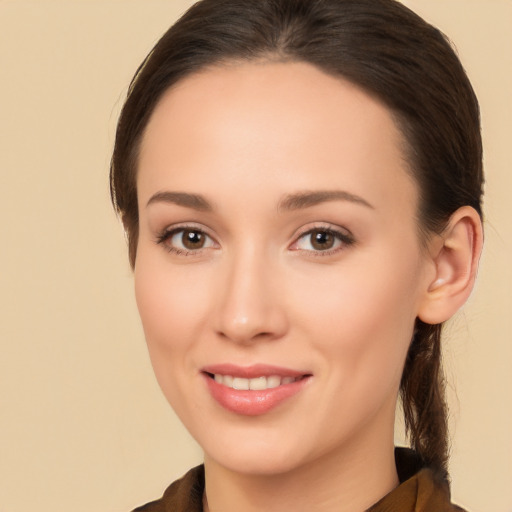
[132,448,466,512]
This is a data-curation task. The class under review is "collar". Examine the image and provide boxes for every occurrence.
[134,447,463,512]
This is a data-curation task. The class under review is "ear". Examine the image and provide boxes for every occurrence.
[418,206,483,325]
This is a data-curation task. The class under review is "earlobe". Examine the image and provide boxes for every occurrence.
[418,206,483,325]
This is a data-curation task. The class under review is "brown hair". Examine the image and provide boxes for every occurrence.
[110,0,483,480]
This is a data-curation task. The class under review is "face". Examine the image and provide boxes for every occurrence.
[135,61,434,475]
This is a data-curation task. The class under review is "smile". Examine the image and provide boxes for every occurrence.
[211,374,300,390]
[202,364,311,416]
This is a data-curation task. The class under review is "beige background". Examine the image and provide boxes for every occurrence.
[0,1,510,511]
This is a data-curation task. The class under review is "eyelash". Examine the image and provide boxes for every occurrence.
[155,224,217,256]
[291,226,356,256]
[155,224,355,257]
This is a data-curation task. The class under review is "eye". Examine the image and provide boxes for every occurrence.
[291,227,354,253]
[157,227,217,254]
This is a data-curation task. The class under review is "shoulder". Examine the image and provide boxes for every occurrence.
[131,465,205,512]
[367,448,468,512]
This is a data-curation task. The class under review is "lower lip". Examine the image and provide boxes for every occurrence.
[203,374,310,416]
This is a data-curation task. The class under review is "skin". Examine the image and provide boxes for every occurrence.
[133,61,481,512]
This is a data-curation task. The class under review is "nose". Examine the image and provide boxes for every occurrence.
[213,250,288,345]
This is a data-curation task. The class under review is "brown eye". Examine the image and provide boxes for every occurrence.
[291,227,354,254]
[181,229,206,249]
[310,230,335,250]
[160,227,217,254]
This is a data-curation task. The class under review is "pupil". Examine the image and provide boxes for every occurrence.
[312,230,334,250]
[183,230,204,249]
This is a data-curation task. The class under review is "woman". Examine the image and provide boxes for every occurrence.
[110,0,483,510]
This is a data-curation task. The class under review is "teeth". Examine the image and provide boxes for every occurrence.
[212,374,299,390]
[232,377,250,390]
[248,376,267,391]
[266,375,281,388]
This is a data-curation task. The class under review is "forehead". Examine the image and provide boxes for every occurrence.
[138,61,417,212]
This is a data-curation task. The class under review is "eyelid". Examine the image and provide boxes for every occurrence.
[154,221,354,257]
[289,223,355,254]
[155,222,219,255]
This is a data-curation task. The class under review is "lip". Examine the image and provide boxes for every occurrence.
[202,364,312,416]
[202,363,307,379]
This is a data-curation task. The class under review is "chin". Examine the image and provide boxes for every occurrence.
[209,446,307,476]
[197,424,318,476]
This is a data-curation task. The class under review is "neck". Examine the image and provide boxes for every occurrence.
[203,432,398,512]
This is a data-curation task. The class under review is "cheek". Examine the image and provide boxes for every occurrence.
[293,253,420,379]
[133,252,219,420]
[133,250,212,377]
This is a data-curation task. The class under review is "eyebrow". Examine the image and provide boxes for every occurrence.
[278,190,374,211]
[146,191,213,211]
[146,189,373,213]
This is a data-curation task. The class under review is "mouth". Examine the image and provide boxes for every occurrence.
[201,364,312,416]
[206,373,305,390]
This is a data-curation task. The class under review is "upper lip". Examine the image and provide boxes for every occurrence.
[202,363,310,379]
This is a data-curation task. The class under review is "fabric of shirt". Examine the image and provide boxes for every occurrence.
[132,448,466,512]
